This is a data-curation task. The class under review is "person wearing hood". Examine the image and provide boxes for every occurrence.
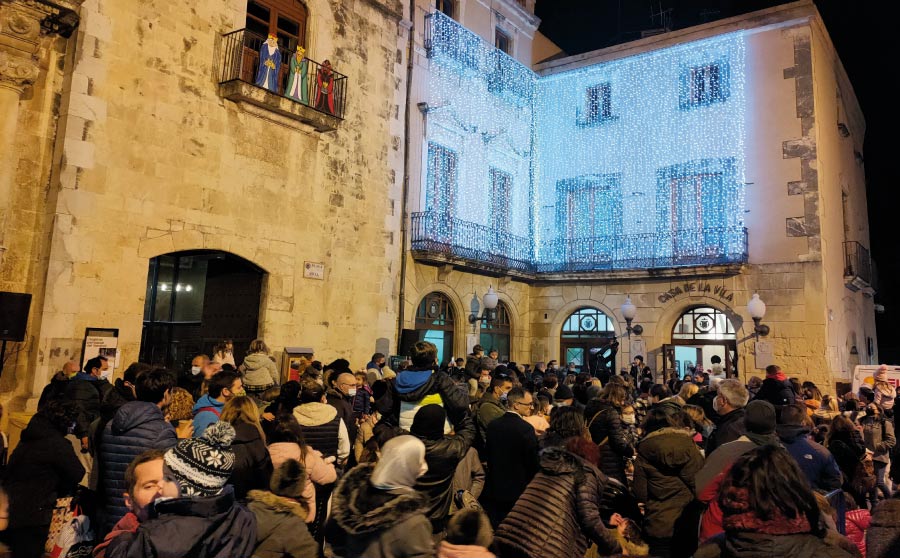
[240,339,279,397]
[382,341,470,433]
[294,378,350,544]
[694,445,855,558]
[776,404,842,492]
[753,365,796,411]
[872,365,896,412]
[103,421,257,558]
[409,404,476,535]
[492,418,621,558]
[192,368,243,437]
[439,508,495,558]
[633,407,705,558]
[0,402,85,558]
[247,458,317,558]
[98,368,178,533]
[327,435,434,558]
[696,400,782,542]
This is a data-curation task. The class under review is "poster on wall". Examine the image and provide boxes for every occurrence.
[81,328,120,380]
[754,340,774,370]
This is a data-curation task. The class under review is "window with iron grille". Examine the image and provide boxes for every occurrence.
[679,61,730,109]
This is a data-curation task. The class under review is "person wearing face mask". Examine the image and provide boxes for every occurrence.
[474,376,513,458]
[192,369,244,438]
[327,435,434,558]
[859,402,895,505]
[328,371,360,453]
[705,379,750,455]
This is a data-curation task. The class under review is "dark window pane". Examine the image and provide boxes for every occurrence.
[277,15,299,37]
[246,18,269,40]
[247,0,270,23]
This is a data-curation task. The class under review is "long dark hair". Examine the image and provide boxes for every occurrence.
[267,415,308,461]
[719,444,823,536]
[547,406,586,441]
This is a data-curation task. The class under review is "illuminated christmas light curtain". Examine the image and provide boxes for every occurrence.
[424,11,746,270]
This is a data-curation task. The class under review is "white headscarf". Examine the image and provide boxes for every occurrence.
[370,435,427,492]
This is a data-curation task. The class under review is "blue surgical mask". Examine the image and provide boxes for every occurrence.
[500,391,509,402]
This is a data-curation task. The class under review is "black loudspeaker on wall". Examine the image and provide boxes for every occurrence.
[0,291,32,342]
[398,328,421,358]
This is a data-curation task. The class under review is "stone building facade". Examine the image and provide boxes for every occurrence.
[402,0,876,389]
[0,0,410,413]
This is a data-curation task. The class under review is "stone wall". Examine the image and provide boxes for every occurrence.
[2,0,409,410]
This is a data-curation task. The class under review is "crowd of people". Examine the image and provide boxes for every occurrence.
[1,340,899,558]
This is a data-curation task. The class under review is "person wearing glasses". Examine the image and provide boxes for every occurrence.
[482,388,540,527]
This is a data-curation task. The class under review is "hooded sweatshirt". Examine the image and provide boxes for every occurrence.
[192,393,225,438]
[293,402,350,462]
[241,352,279,389]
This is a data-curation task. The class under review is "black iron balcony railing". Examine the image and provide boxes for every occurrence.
[218,29,347,119]
[411,212,533,273]
[411,211,748,274]
[424,11,534,106]
[844,241,875,293]
[534,227,749,273]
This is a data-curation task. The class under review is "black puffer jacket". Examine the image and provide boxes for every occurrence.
[414,414,476,532]
[229,420,273,500]
[706,408,746,455]
[99,401,177,530]
[754,378,796,409]
[493,447,621,558]
[3,413,85,528]
[381,368,470,429]
[633,427,705,539]
[65,376,106,438]
[584,399,633,483]
[105,486,257,558]
[695,531,855,558]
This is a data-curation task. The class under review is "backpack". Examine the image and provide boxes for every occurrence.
[851,454,876,495]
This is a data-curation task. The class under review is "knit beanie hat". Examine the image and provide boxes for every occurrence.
[270,458,306,499]
[411,403,446,440]
[743,400,776,435]
[875,365,889,382]
[164,421,236,497]
[554,384,574,401]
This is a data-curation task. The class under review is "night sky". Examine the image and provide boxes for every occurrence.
[536,0,898,362]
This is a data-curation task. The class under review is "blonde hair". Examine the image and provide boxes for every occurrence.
[249,339,269,354]
[221,396,265,442]
[678,382,699,401]
[684,404,713,428]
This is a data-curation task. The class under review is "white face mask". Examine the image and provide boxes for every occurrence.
[348,388,357,397]
[190,366,201,376]
[713,396,722,413]
[622,414,636,425]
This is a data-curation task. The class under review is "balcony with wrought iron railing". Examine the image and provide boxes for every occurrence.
[217,29,347,131]
[410,211,749,279]
[844,241,876,296]
[424,11,535,107]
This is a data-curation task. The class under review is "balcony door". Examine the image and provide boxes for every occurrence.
[556,175,622,264]
[560,307,618,377]
[425,142,458,245]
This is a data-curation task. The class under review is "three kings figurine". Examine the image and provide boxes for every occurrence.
[255,33,281,92]
[285,45,309,104]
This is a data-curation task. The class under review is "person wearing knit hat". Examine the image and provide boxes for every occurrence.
[164,421,237,497]
[247,459,317,558]
[328,435,434,557]
[409,404,477,534]
[103,420,257,558]
[873,364,896,412]
[695,400,782,542]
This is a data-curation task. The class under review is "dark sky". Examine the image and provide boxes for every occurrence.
[536,0,898,362]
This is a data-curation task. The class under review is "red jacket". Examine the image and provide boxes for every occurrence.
[92,512,139,557]
[845,508,870,557]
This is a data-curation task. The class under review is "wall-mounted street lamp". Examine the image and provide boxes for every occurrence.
[469,286,499,326]
[747,293,770,339]
[621,296,643,337]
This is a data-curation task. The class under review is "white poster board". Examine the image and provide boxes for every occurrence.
[754,340,774,370]
[82,328,119,379]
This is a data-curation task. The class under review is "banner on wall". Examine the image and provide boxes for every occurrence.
[81,328,120,380]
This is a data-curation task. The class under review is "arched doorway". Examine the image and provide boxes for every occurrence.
[663,306,737,380]
[560,307,618,377]
[415,292,456,366]
[480,300,511,362]
[140,251,265,369]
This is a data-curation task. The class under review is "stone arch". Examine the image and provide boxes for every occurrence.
[547,299,621,367]
[412,287,465,363]
[655,297,746,344]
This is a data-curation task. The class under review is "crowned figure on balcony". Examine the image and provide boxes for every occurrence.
[255,33,282,92]
[285,44,309,104]
[314,59,336,114]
